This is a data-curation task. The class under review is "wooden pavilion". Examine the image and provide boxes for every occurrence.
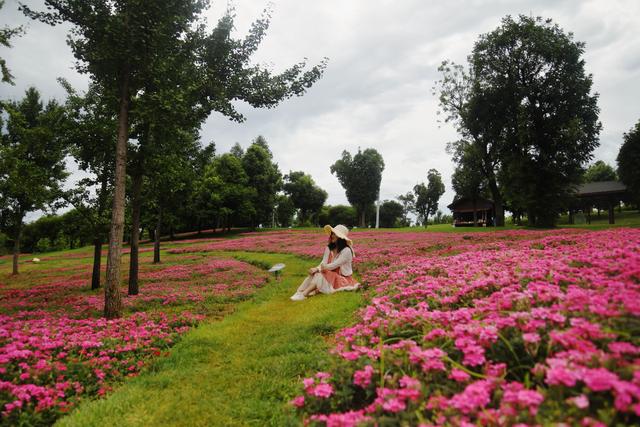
[570,181,630,224]
[448,197,494,227]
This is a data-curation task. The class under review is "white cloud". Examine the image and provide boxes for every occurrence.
[3,0,640,219]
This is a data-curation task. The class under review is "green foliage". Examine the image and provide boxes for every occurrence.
[437,15,601,227]
[213,153,256,229]
[449,140,488,201]
[396,192,415,227]
[379,200,404,228]
[617,120,640,205]
[330,148,385,227]
[474,15,601,227]
[0,0,24,85]
[583,160,617,183]
[413,169,445,227]
[283,171,327,226]
[319,205,358,228]
[276,194,296,227]
[0,88,69,270]
[241,137,282,227]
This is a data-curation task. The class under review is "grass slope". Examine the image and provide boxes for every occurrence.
[57,251,363,427]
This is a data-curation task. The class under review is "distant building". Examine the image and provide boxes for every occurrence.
[447,197,494,227]
[571,181,630,224]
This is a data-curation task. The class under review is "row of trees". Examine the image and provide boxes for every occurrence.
[1,0,328,318]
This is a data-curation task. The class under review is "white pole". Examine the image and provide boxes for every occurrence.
[375,199,380,229]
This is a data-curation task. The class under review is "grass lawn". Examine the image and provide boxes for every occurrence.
[56,251,364,427]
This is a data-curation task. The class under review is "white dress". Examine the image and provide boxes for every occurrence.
[295,247,360,295]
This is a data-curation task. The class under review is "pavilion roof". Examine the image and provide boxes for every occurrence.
[447,197,494,212]
[576,181,627,197]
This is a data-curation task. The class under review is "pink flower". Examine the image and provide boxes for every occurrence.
[311,383,334,398]
[522,332,540,343]
[315,372,331,381]
[568,394,589,409]
[353,365,374,388]
[382,397,406,413]
[583,368,618,392]
[449,369,471,382]
[449,380,493,415]
[546,365,578,387]
[290,395,305,408]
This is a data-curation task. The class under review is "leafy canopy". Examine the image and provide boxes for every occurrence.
[617,120,640,204]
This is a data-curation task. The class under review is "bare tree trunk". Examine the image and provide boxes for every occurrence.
[128,171,143,295]
[153,207,162,264]
[104,74,130,319]
[487,178,504,226]
[91,238,102,289]
[359,209,366,228]
[12,214,22,275]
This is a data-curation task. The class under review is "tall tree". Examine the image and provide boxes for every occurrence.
[283,171,327,225]
[23,2,327,318]
[275,194,296,227]
[214,153,255,231]
[60,79,115,290]
[0,0,24,84]
[0,88,68,274]
[330,148,385,227]
[617,119,640,205]
[144,133,199,264]
[396,192,415,227]
[436,15,601,227]
[449,140,488,226]
[435,61,506,226]
[188,143,217,233]
[413,169,445,228]
[379,200,404,228]
[21,0,209,318]
[482,16,598,226]
[242,137,282,228]
[584,160,617,183]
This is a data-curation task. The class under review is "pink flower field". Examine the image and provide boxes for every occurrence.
[1,227,638,426]
[282,228,640,426]
[0,251,268,425]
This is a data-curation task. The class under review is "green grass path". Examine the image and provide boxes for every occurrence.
[57,251,363,427]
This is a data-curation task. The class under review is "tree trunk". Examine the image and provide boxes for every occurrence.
[608,199,615,225]
[128,171,143,295]
[359,209,366,228]
[487,178,504,226]
[153,207,162,264]
[12,215,22,275]
[91,238,102,289]
[104,73,130,319]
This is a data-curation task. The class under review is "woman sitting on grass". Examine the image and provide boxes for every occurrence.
[290,224,359,301]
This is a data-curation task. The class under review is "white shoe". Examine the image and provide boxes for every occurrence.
[290,292,306,301]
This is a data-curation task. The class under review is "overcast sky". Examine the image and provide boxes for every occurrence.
[2,0,640,219]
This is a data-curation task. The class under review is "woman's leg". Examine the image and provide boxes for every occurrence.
[296,276,313,294]
[302,275,319,296]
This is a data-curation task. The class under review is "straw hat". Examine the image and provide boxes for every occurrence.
[323,224,352,245]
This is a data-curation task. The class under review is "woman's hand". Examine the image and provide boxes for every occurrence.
[308,267,318,275]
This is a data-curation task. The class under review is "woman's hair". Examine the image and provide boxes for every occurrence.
[328,237,352,254]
